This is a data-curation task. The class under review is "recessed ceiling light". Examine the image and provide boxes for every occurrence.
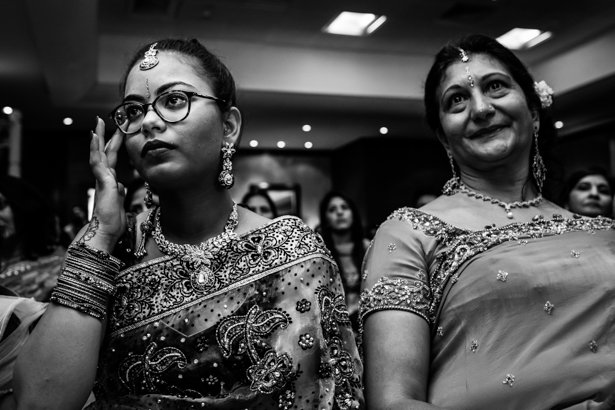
[277,141,286,148]
[304,141,313,149]
[380,127,388,135]
[63,117,73,126]
[323,11,387,36]
[302,124,311,132]
[2,106,13,115]
[249,140,259,147]
[497,28,552,50]
[554,121,564,129]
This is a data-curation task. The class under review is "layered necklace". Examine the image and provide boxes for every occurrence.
[457,181,543,219]
[143,203,239,291]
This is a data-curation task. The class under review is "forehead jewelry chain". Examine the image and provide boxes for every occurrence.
[152,202,239,291]
[457,182,543,219]
[465,67,474,87]
[145,78,150,99]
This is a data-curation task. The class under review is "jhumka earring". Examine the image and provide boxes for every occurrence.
[144,182,154,209]
[218,142,236,189]
[532,129,547,194]
[442,151,460,196]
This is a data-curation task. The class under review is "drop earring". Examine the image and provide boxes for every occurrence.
[442,151,460,195]
[532,129,546,194]
[144,182,154,208]
[218,142,236,189]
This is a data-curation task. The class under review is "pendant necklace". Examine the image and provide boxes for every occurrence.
[149,202,239,291]
[457,182,542,219]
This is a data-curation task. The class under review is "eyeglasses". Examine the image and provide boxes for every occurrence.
[109,90,226,134]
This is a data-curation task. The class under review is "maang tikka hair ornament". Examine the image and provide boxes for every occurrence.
[219,142,236,189]
[139,43,159,71]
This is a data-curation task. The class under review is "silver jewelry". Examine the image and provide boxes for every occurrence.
[442,151,460,196]
[218,142,236,189]
[457,181,543,219]
[459,48,469,63]
[153,202,238,291]
[146,78,150,99]
[532,129,546,194]
[144,182,154,209]
[139,43,159,71]
[465,67,474,87]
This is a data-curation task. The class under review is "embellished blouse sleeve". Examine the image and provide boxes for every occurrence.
[359,213,438,325]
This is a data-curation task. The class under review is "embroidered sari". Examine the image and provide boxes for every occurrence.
[87,216,364,409]
[360,208,615,410]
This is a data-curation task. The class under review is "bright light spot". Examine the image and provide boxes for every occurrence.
[380,127,388,135]
[497,28,552,50]
[63,117,73,126]
[366,15,387,34]
[323,12,387,36]
[554,121,564,129]
[277,141,286,148]
[304,141,313,149]
[2,106,13,115]
[249,140,259,147]
[302,124,311,132]
[258,182,269,189]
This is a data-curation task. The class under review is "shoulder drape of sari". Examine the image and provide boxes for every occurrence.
[360,207,615,410]
[87,216,364,409]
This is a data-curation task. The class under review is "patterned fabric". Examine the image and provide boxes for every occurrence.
[360,207,615,410]
[0,247,65,302]
[87,216,364,409]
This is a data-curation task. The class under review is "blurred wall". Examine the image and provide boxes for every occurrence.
[232,151,331,228]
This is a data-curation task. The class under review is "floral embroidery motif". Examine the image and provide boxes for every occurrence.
[195,335,209,352]
[590,340,598,353]
[544,301,554,315]
[571,250,580,258]
[497,270,508,282]
[246,350,293,394]
[298,333,314,350]
[360,208,615,327]
[387,243,397,252]
[295,299,311,313]
[118,342,187,394]
[317,286,351,335]
[278,387,296,410]
[503,374,515,387]
[470,340,479,352]
[437,326,444,336]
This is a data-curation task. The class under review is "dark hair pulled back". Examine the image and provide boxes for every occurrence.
[120,38,236,112]
[423,34,563,201]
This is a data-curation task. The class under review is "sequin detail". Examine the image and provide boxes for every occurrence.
[497,270,508,282]
[590,340,598,353]
[470,340,479,352]
[571,250,580,258]
[437,326,444,336]
[544,301,554,315]
[359,277,431,323]
[503,374,515,387]
[387,243,397,252]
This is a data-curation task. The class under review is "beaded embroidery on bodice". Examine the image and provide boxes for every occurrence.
[360,207,615,328]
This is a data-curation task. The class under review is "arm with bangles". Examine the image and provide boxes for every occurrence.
[11,119,126,410]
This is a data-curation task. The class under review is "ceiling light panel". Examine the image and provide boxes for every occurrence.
[323,11,387,36]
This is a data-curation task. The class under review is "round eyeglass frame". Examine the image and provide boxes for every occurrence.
[109,90,227,134]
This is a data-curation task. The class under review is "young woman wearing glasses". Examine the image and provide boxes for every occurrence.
[11,39,363,410]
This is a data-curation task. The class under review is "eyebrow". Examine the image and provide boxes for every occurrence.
[123,81,196,102]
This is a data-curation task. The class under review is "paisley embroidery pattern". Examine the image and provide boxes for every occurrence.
[118,342,187,394]
[110,217,331,336]
[360,208,615,326]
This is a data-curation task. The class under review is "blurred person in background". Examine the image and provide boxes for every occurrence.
[61,206,88,248]
[564,167,613,217]
[319,191,369,332]
[0,175,64,302]
[241,188,278,219]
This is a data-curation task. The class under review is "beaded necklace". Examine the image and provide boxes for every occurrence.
[136,203,239,291]
[457,182,543,219]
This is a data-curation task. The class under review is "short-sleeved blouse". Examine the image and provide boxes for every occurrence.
[360,207,615,410]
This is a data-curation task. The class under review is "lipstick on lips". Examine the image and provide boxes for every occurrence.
[141,140,174,157]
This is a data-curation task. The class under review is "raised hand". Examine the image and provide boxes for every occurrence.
[80,117,126,252]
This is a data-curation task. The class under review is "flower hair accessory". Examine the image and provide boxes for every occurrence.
[534,80,554,109]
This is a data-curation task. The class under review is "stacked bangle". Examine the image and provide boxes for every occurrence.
[50,242,124,320]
